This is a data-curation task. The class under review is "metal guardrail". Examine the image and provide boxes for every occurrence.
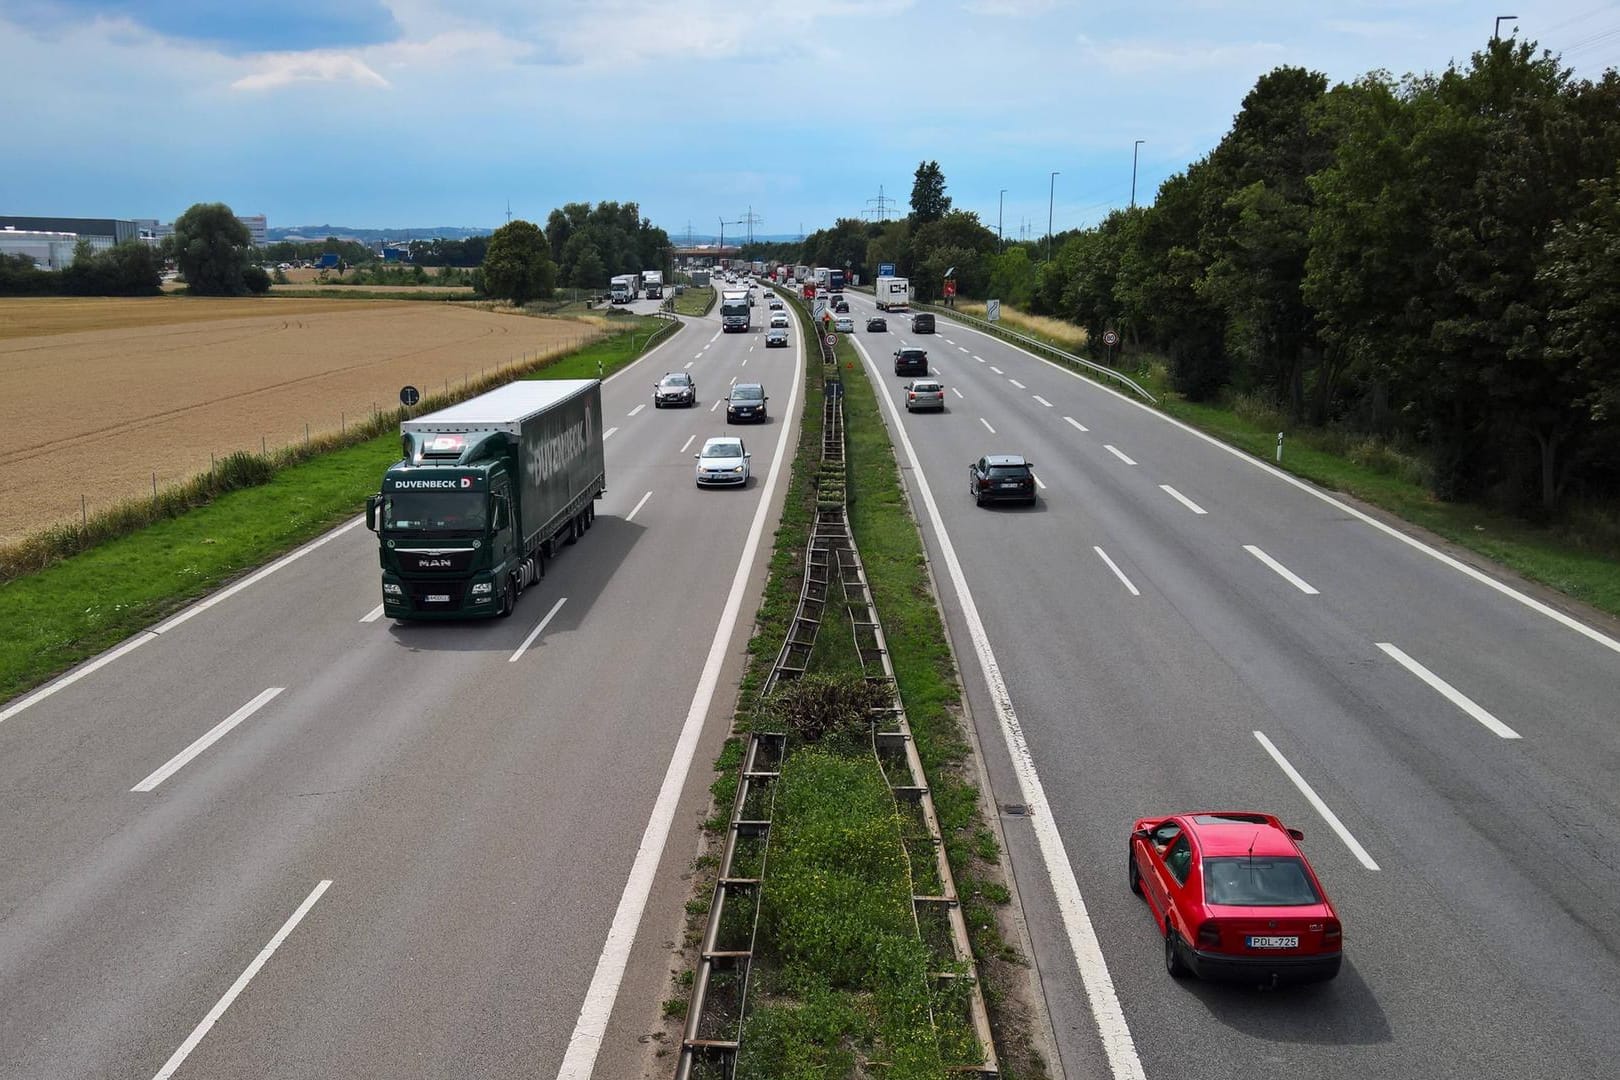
[913,301,1156,404]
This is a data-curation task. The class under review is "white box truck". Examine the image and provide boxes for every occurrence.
[875,275,910,312]
[610,274,638,304]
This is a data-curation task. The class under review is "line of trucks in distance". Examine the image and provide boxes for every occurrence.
[719,266,912,332]
[610,270,664,304]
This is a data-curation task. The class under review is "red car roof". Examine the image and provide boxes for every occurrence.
[1180,812,1300,858]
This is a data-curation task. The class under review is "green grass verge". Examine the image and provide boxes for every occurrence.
[0,322,663,705]
[924,306,1620,620]
[674,287,716,317]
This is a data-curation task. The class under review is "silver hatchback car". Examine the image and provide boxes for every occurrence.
[904,379,945,412]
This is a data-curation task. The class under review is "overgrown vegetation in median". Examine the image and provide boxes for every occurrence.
[674,286,716,317]
[672,300,1044,1078]
[0,319,666,704]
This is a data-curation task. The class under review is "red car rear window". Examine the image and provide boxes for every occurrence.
[1203,857,1321,906]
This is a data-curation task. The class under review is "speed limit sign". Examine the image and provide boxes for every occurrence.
[1103,330,1119,347]
[825,333,837,346]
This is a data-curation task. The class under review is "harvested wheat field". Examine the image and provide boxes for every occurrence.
[0,296,606,543]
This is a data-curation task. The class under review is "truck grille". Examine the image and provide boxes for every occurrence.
[405,578,468,611]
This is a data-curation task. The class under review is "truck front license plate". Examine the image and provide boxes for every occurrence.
[426,594,450,603]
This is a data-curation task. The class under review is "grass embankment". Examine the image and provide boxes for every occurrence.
[674,286,716,317]
[951,301,1088,353]
[938,302,1620,619]
[675,300,1040,1077]
[0,322,665,705]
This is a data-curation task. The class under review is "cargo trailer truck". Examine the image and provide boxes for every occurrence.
[875,275,910,311]
[641,270,664,299]
[610,274,638,304]
[720,289,751,332]
[829,269,846,293]
[365,380,606,620]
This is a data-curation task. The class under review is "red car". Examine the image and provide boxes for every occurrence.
[1129,811,1342,985]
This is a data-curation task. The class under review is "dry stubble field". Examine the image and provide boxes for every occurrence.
[0,296,606,543]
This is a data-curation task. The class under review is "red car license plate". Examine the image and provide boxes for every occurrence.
[1246,935,1299,949]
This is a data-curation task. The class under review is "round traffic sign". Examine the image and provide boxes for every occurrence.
[1102,330,1119,347]
[825,333,837,346]
[400,385,421,406]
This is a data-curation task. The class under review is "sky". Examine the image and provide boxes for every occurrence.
[2,1,1617,240]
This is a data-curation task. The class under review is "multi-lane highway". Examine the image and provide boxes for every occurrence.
[837,287,1620,1080]
[0,299,801,1078]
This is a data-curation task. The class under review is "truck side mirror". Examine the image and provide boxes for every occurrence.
[492,498,508,531]
[365,494,381,532]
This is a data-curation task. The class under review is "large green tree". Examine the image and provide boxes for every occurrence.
[170,202,254,295]
[481,219,556,305]
[910,161,952,225]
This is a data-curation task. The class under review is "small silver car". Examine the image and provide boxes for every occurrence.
[904,379,945,412]
[834,315,855,333]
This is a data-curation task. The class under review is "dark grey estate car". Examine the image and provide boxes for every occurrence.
[726,382,769,423]
[654,371,696,407]
[969,454,1037,506]
[766,327,789,347]
[894,347,928,376]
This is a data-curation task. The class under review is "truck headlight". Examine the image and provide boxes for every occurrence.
[471,582,492,594]
[383,582,403,595]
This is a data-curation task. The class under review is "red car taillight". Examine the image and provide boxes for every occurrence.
[908,391,916,400]
[1196,921,1221,949]
[1322,920,1342,948]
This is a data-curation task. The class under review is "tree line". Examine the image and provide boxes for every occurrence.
[479,201,673,305]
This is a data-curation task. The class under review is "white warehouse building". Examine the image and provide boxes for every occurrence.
[0,227,80,270]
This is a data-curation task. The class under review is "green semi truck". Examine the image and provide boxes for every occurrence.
[365,380,606,620]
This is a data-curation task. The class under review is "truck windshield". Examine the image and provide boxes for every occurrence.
[383,491,487,533]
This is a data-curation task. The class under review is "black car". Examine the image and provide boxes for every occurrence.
[894,347,928,376]
[833,298,849,313]
[969,454,1037,506]
[911,313,935,334]
[726,382,769,423]
[866,316,887,332]
[654,371,696,407]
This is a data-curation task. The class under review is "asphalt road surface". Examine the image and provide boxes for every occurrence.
[0,299,803,1079]
[836,287,1620,1080]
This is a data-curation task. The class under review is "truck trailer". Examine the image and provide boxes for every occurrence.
[366,380,606,620]
[641,270,664,299]
[610,274,638,304]
[720,289,751,332]
[875,275,910,311]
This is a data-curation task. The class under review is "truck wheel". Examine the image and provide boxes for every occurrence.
[498,576,516,618]
[564,514,579,546]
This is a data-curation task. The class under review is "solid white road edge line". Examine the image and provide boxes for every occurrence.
[1376,643,1522,739]
[1252,732,1382,869]
[150,879,332,1080]
[1104,445,1137,466]
[509,597,567,664]
[1093,547,1141,597]
[553,311,804,1080]
[850,335,1146,1080]
[359,604,385,623]
[1159,485,1207,515]
[0,632,157,726]
[936,313,1620,657]
[626,491,653,522]
[132,687,285,792]
[1244,545,1319,595]
[1063,416,1089,432]
[980,418,997,434]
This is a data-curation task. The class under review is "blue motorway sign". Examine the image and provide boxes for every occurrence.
[879,263,895,277]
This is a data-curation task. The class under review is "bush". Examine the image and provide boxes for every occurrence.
[763,674,890,744]
[243,265,272,294]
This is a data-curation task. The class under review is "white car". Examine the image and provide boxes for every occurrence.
[695,436,751,486]
[770,311,789,328]
[834,315,855,333]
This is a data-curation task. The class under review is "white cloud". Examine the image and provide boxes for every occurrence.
[961,0,1059,14]
[231,52,390,91]
[1076,33,1287,75]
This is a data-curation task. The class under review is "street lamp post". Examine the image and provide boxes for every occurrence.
[1047,171,1059,263]
[1493,14,1517,40]
[998,189,1007,250]
[1131,140,1146,209]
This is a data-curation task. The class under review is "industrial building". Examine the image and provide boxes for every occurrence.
[0,228,79,270]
